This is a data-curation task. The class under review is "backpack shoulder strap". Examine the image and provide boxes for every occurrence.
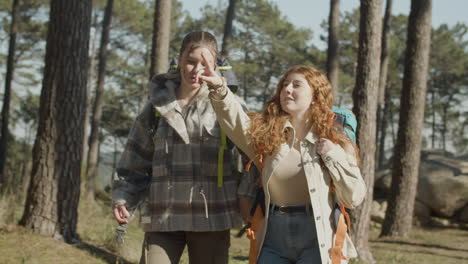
[149,106,160,138]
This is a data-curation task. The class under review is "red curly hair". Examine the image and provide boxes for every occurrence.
[248,65,357,157]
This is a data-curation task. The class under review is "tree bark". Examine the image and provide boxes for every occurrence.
[381,0,432,238]
[85,0,114,200]
[82,12,100,170]
[431,89,436,148]
[389,102,397,145]
[262,74,272,105]
[20,0,91,243]
[149,0,171,78]
[378,85,392,167]
[376,0,393,169]
[351,0,382,263]
[0,0,20,190]
[243,50,250,102]
[221,0,238,57]
[327,0,340,93]
[441,97,450,151]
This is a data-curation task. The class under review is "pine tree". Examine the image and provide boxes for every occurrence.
[351,0,382,263]
[85,0,114,199]
[20,0,92,243]
[381,0,432,238]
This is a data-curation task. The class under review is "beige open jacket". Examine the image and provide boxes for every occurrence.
[210,89,367,264]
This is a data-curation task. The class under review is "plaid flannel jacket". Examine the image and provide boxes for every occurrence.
[112,74,256,232]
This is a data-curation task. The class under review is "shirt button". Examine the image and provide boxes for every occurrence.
[320,243,325,248]
[310,188,316,193]
[325,156,331,162]
[316,216,321,220]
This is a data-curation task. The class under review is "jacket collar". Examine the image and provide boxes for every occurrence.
[148,75,210,144]
[283,119,318,145]
[149,76,210,113]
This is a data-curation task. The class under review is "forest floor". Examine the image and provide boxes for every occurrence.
[1,194,467,264]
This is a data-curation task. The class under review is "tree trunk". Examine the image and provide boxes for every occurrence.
[431,89,436,148]
[85,0,114,200]
[20,127,33,201]
[381,0,432,238]
[378,85,392,167]
[262,74,272,105]
[441,103,449,151]
[113,136,118,170]
[0,0,20,190]
[149,0,171,78]
[20,0,91,243]
[139,44,152,111]
[82,12,100,170]
[221,0,238,57]
[243,50,250,102]
[351,0,382,263]
[262,54,276,105]
[376,0,393,169]
[327,0,340,93]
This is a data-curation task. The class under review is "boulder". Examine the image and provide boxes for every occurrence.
[419,160,455,179]
[429,216,451,228]
[371,200,387,223]
[374,159,456,192]
[374,169,391,193]
[374,150,468,222]
[417,175,468,217]
[425,152,468,175]
[459,204,468,223]
[413,199,431,226]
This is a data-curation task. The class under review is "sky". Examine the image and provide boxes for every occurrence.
[181,0,468,49]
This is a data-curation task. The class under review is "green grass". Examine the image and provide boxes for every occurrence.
[351,225,468,264]
[1,194,468,264]
[0,225,110,264]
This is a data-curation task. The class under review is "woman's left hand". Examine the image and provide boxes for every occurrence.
[316,138,334,156]
[199,52,227,99]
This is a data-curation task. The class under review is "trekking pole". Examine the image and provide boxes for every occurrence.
[115,217,128,244]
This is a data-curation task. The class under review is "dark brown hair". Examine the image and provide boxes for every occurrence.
[179,31,218,59]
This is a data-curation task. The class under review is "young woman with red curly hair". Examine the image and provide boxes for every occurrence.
[202,63,366,264]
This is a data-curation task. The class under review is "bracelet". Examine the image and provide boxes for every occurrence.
[211,78,226,94]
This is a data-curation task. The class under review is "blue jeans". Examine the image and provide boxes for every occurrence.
[257,205,322,264]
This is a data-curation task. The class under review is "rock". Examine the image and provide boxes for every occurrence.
[417,175,468,217]
[371,200,387,223]
[413,200,431,226]
[419,160,455,179]
[370,221,382,230]
[429,216,451,228]
[374,150,468,222]
[459,204,468,223]
[375,169,391,193]
[425,153,468,175]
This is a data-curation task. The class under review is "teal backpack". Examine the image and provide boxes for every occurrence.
[332,106,357,143]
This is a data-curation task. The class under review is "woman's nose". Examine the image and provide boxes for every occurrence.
[284,84,293,94]
[193,63,204,73]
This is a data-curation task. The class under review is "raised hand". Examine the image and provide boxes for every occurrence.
[199,52,227,98]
